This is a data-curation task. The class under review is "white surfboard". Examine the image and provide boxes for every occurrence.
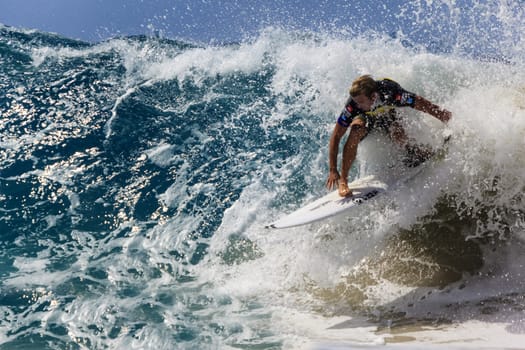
[267,175,388,229]
[267,136,451,230]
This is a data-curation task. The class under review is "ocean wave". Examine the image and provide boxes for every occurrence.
[1,15,524,348]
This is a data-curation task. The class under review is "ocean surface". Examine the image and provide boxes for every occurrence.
[1,1,525,349]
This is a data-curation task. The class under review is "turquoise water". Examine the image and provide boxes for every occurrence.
[1,1,525,348]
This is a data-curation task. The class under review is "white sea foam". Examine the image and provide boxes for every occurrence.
[4,11,525,347]
[186,27,525,348]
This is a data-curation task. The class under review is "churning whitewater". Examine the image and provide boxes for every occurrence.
[1,2,525,348]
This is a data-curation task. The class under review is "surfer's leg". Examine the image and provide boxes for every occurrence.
[388,119,408,146]
[340,119,367,197]
[403,144,435,167]
[387,115,434,167]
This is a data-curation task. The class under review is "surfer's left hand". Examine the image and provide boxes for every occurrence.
[326,168,340,190]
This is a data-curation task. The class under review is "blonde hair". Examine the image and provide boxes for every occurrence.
[349,75,377,98]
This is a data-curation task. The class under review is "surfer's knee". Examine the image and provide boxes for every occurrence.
[349,122,367,142]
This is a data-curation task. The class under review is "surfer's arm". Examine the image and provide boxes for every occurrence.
[413,95,452,123]
[326,123,347,190]
[328,123,347,169]
[340,120,366,182]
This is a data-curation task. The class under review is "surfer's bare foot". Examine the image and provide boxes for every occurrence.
[338,183,352,197]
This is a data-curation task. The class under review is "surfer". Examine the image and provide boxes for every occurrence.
[326,75,452,197]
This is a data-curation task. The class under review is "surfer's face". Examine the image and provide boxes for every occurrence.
[353,93,376,111]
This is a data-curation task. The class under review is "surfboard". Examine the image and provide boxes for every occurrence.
[267,175,388,229]
[267,135,451,230]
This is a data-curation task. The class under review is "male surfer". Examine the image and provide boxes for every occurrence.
[326,75,452,197]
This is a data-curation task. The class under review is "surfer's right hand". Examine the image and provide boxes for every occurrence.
[326,168,340,190]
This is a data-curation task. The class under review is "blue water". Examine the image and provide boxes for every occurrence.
[1,1,525,349]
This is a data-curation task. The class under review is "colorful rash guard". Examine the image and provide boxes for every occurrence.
[337,78,417,133]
